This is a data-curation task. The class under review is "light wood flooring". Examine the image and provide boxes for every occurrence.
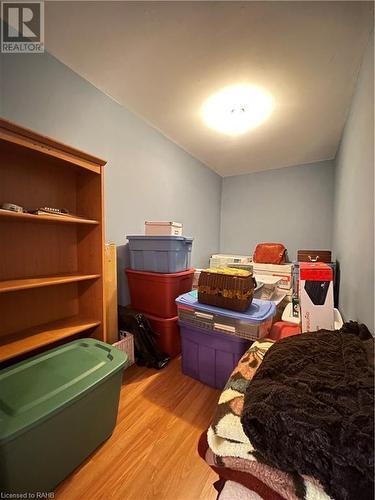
[55,357,220,500]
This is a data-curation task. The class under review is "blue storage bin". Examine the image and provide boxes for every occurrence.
[176,291,276,341]
[127,235,193,273]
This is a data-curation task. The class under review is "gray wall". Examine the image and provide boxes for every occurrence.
[0,52,221,305]
[333,33,374,333]
[220,161,335,262]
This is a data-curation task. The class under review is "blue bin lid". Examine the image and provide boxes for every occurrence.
[127,235,193,242]
[176,290,276,322]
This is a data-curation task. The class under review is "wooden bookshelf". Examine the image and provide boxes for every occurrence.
[0,118,107,363]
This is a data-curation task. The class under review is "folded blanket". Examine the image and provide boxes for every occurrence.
[208,339,274,459]
[218,480,263,500]
[198,431,285,500]
[241,323,374,500]
[207,339,330,500]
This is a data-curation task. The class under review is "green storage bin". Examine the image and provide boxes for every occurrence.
[0,338,127,493]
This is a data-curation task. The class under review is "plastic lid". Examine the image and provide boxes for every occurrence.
[145,221,182,227]
[0,339,127,444]
[127,235,193,242]
[176,291,276,322]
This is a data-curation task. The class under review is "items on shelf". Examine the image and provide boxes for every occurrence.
[299,262,334,332]
[29,206,70,216]
[197,267,257,312]
[253,242,287,264]
[127,234,193,273]
[209,254,252,268]
[145,221,183,236]
[28,208,91,220]
[0,203,92,221]
[1,202,23,213]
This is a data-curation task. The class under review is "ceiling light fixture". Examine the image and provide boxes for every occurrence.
[201,84,274,136]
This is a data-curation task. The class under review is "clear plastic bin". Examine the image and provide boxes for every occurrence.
[176,291,275,341]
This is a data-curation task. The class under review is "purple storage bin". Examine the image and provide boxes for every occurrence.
[179,320,250,389]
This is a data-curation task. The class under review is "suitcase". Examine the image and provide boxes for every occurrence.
[297,250,332,263]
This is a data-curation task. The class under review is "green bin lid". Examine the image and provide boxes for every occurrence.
[0,339,127,444]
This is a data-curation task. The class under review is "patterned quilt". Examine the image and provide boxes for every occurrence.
[206,339,332,500]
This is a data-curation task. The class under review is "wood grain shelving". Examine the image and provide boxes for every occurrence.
[0,317,102,362]
[0,117,107,362]
[0,209,99,225]
[0,274,101,293]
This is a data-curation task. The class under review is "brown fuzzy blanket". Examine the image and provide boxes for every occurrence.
[241,323,374,500]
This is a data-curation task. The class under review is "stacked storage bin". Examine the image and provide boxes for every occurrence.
[125,230,194,357]
[176,290,276,389]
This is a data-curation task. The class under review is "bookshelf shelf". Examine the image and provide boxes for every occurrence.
[0,274,100,293]
[0,209,99,225]
[0,317,102,362]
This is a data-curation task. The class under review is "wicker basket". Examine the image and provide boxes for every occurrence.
[112,331,135,367]
[198,268,257,312]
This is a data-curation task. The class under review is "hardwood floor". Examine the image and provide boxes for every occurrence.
[55,357,220,500]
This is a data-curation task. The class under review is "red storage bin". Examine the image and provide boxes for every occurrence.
[144,313,181,358]
[269,321,301,341]
[125,268,194,318]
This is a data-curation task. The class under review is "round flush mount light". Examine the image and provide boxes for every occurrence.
[201,85,273,136]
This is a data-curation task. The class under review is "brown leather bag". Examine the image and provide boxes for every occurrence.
[253,243,287,265]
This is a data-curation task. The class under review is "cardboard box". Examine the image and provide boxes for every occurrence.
[145,221,183,236]
[210,254,252,268]
[299,262,334,332]
[252,262,293,291]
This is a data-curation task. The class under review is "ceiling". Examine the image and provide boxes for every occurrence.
[45,2,373,176]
